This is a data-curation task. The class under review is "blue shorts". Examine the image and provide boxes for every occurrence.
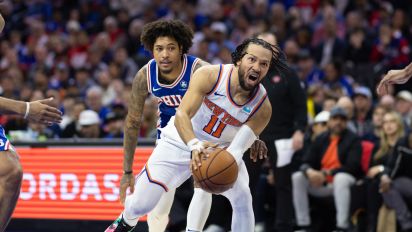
[0,126,11,151]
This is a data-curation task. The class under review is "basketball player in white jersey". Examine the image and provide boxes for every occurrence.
[108,20,267,232]
[105,37,284,232]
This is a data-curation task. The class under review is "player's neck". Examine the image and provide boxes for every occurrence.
[159,61,183,83]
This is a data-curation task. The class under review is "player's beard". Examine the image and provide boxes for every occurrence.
[238,67,258,92]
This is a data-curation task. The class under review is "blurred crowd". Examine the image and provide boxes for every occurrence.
[1,0,412,231]
[0,0,411,141]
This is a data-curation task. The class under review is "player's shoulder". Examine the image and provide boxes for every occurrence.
[195,64,221,75]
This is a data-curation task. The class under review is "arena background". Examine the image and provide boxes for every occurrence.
[1,0,412,231]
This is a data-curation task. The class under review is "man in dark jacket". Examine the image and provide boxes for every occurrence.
[292,107,363,232]
[257,32,308,232]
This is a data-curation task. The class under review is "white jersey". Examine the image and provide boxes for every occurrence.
[162,64,267,148]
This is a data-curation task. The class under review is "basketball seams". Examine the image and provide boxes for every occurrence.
[206,160,237,182]
[205,148,225,178]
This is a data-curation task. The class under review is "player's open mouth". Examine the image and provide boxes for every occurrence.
[248,73,259,81]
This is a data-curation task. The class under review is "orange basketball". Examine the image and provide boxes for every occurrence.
[192,148,238,194]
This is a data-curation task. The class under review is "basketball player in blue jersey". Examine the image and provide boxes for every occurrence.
[0,14,63,232]
[105,37,283,232]
[106,20,267,232]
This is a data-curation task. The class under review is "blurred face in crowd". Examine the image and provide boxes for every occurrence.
[237,44,271,91]
[337,97,354,119]
[328,116,347,135]
[379,24,392,45]
[382,112,402,137]
[353,94,371,112]
[324,63,338,82]
[80,124,100,138]
[395,99,411,115]
[153,36,182,76]
[372,106,387,128]
[86,90,103,111]
[323,98,337,112]
[312,122,328,137]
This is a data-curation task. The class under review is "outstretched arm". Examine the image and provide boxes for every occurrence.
[0,97,62,124]
[119,67,148,203]
[377,62,412,95]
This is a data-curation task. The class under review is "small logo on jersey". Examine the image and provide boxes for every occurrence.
[152,87,162,92]
[272,75,281,83]
[180,81,188,89]
[214,92,225,97]
[242,106,251,114]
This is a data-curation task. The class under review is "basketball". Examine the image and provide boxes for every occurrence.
[192,148,238,194]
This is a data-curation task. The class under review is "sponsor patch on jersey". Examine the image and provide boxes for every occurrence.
[242,106,251,114]
[180,81,188,89]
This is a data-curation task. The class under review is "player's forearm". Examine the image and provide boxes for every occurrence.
[122,117,141,172]
[0,13,5,34]
[175,110,196,145]
[405,62,412,78]
[0,97,26,115]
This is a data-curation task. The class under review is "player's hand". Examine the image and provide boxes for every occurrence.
[250,139,267,162]
[377,69,410,95]
[27,98,63,124]
[190,141,217,171]
[292,130,304,151]
[119,173,135,204]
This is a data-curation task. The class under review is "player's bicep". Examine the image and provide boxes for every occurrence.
[178,66,217,118]
[246,99,272,136]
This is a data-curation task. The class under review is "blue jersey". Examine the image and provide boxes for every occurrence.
[147,54,200,128]
[0,126,11,151]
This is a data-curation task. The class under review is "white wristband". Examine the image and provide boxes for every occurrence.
[23,102,30,119]
[187,138,203,151]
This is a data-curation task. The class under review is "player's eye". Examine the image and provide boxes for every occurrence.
[248,57,256,63]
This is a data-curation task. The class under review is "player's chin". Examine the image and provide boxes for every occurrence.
[159,67,173,74]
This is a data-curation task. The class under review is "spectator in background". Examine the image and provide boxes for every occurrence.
[96,71,116,107]
[61,100,86,138]
[370,23,410,70]
[75,67,95,98]
[87,45,108,80]
[103,112,124,139]
[77,109,103,138]
[85,85,110,121]
[395,90,412,128]
[337,96,356,133]
[113,46,138,83]
[296,49,322,88]
[322,60,353,97]
[379,94,396,111]
[363,104,388,144]
[258,32,307,232]
[365,111,404,232]
[352,86,373,138]
[293,107,363,232]
[344,28,371,66]
[380,132,412,232]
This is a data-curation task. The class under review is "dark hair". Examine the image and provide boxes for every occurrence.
[140,19,194,54]
[231,37,286,71]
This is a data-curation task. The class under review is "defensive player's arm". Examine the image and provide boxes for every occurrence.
[227,98,272,163]
[0,97,28,116]
[175,65,219,145]
[0,13,5,34]
[123,67,148,173]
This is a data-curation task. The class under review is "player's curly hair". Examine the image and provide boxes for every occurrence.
[140,19,194,54]
[231,37,287,71]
